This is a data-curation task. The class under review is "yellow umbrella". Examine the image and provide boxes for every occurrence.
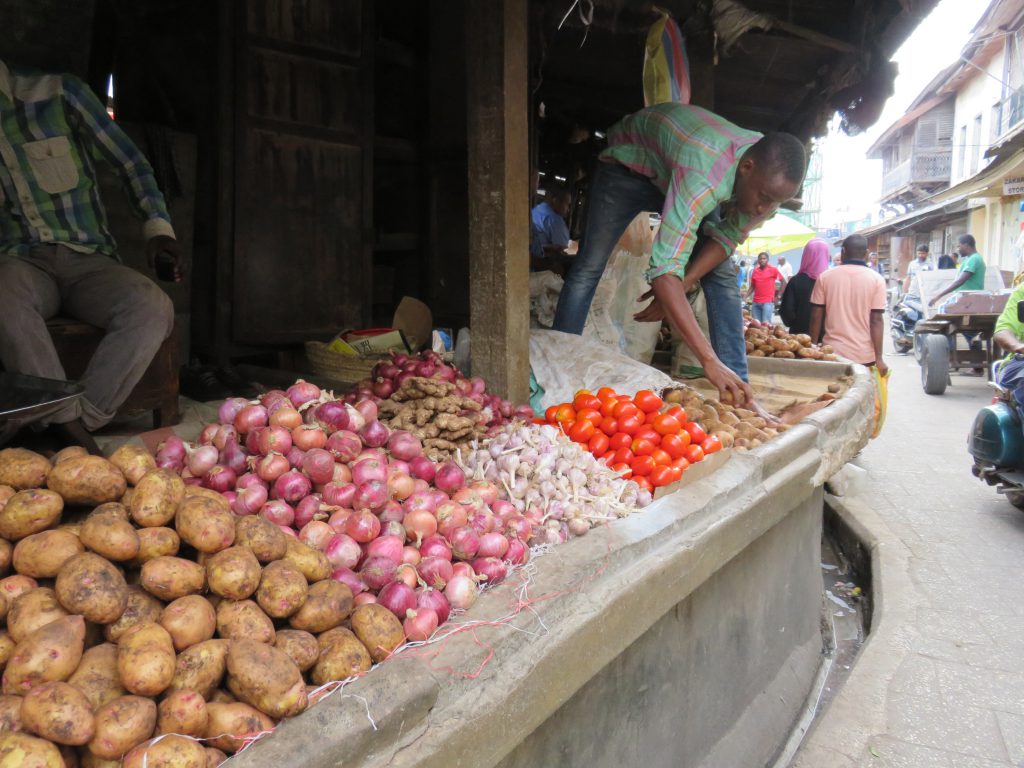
[737,213,817,257]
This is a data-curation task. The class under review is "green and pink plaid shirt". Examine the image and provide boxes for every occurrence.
[0,61,174,257]
[601,103,761,281]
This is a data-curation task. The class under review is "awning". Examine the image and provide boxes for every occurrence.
[930,148,1024,203]
[855,194,974,239]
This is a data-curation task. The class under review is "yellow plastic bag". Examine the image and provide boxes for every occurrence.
[643,10,691,107]
[871,366,890,439]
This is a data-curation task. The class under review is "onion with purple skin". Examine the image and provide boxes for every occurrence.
[366,535,404,564]
[203,465,237,494]
[256,453,290,483]
[504,516,532,541]
[433,461,466,494]
[401,545,421,565]
[235,472,267,492]
[360,555,397,591]
[244,429,262,455]
[302,448,335,485]
[386,431,422,462]
[331,566,366,594]
[468,480,499,506]
[371,378,394,399]
[220,441,248,475]
[325,430,362,463]
[467,507,496,536]
[471,557,508,584]
[235,404,268,435]
[299,520,333,551]
[419,535,452,561]
[378,500,404,523]
[232,484,268,516]
[322,482,355,508]
[416,587,451,625]
[260,500,295,527]
[327,508,353,532]
[354,593,377,606]
[403,607,438,642]
[381,520,406,540]
[402,509,437,544]
[312,400,349,433]
[444,573,477,610]
[273,470,312,503]
[503,538,530,565]
[269,405,303,430]
[325,533,362,569]
[187,444,220,476]
[342,404,365,433]
[200,423,219,445]
[449,527,480,561]
[358,419,389,449]
[353,480,387,512]
[491,500,517,523]
[351,458,387,486]
[294,494,325,528]
[285,445,306,470]
[292,424,327,451]
[355,399,378,423]
[287,380,321,409]
[260,389,289,408]
[476,532,510,559]
[377,581,417,620]
[345,509,381,543]
[436,501,468,538]
[402,491,437,516]
[219,397,250,426]
[256,426,293,457]
[387,473,415,502]
[417,557,454,590]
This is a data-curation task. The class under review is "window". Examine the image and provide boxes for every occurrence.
[969,114,982,176]
[957,125,967,179]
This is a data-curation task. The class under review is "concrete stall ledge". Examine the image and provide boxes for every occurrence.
[230,359,875,768]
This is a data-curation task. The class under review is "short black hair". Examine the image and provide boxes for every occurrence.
[757,251,770,259]
[739,260,746,266]
[959,234,976,248]
[747,133,807,183]
[842,234,868,259]
[916,243,929,253]
[545,184,571,204]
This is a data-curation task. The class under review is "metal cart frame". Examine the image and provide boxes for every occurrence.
[913,312,1000,395]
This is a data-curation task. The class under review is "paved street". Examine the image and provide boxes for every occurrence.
[794,345,1024,767]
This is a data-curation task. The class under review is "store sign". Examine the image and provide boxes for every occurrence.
[1004,176,1024,195]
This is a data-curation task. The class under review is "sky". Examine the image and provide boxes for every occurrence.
[816,0,990,229]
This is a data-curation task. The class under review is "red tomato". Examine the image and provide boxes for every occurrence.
[685,422,708,444]
[617,415,643,436]
[649,465,674,488]
[650,448,672,467]
[633,390,664,414]
[667,465,684,483]
[589,433,610,456]
[612,447,635,465]
[661,433,687,459]
[569,420,595,443]
[554,404,577,423]
[671,456,690,473]
[613,401,640,420]
[665,405,687,422]
[631,437,656,457]
[599,417,619,436]
[611,462,632,479]
[596,387,618,401]
[684,444,705,464]
[653,414,682,435]
[531,417,547,425]
[609,432,632,451]
[574,393,602,412]
[544,405,559,423]
[701,435,723,455]
[644,410,661,425]
[630,455,656,477]
[599,399,618,418]
[576,408,603,427]
[633,476,653,494]
[635,427,661,445]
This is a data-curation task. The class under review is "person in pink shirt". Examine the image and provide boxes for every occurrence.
[745,252,786,324]
[808,234,888,375]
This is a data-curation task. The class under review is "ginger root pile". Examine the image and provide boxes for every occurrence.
[377,378,489,459]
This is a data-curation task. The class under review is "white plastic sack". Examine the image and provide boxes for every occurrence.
[582,214,662,364]
[529,270,565,328]
[530,329,673,409]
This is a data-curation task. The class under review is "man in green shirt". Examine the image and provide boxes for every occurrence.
[992,281,1024,418]
[929,234,986,307]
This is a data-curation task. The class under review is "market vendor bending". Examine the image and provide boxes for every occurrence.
[0,60,184,452]
[551,102,806,406]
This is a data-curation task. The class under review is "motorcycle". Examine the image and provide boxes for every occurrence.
[890,293,924,355]
[969,369,1024,510]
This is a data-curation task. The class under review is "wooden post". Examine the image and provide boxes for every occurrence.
[465,0,530,403]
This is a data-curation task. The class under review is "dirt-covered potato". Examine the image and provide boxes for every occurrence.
[234,516,287,563]
[205,547,261,601]
[117,622,175,697]
[215,600,274,644]
[0,730,64,766]
[312,627,372,684]
[0,489,63,540]
[21,681,95,745]
[168,640,229,700]
[8,588,69,643]
[0,574,37,605]
[256,560,307,619]
[0,486,13,512]
[12,530,84,579]
[203,702,275,754]
[79,513,139,563]
[67,643,124,712]
[0,448,50,491]
[0,538,10,578]
[181,485,231,512]
[157,689,207,737]
[160,596,216,652]
[122,734,207,768]
[225,640,306,719]
[140,556,205,601]
[87,695,157,760]
[46,456,126,506]
[107,445,157,487]
[0,694,22,732]
[351,603,405,663]
[204,747,228,767]
[129,470,185,528]
[104,587,164,644]
[55,553,128,624]
[51,446,88,466]
[273,630,318,673]
[2,615,85,695]
[281,538,330,582]
[175,497,235,555]
[0,631,14,669]
[131,527,180,566]
[289,580,352,634]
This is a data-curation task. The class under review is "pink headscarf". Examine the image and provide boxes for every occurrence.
[798,238,830,280]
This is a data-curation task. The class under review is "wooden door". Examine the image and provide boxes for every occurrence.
[233,0,372,344]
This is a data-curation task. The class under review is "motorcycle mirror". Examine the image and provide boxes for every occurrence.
[1018,300,1024,323]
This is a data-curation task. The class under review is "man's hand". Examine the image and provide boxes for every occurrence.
[634,289,665,323]
[875,360,889,377]
[145,235,187,283]
[703,358,754,407]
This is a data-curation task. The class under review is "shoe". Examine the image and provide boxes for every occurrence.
[213,366,261,399]
[179,364,232,402]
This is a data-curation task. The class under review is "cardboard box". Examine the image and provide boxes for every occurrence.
[324,297,434,358]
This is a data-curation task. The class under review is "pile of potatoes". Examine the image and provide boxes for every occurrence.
[0,444,407,767]
[744,323,839,361]
[663,386,793,452]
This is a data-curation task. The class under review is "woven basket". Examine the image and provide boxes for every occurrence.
[304,341,384,382]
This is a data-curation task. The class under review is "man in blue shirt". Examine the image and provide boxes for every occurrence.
[530,185,572,270]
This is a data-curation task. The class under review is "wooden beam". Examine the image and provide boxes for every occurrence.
[465,0,530,403]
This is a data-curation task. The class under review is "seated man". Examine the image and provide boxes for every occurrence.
[929,234,985,309]
[0,60,185,452]
[530,184,573,272]
[992,281,1024,418]
[808,234,888,375]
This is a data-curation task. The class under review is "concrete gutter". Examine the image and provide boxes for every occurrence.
[229,360,875,768]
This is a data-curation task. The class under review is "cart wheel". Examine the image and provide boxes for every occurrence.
[894,339,913,354]
[913,332,926,363]
[1006,490,1024,511]
[921,334,949,395]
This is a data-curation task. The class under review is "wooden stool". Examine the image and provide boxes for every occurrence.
[46,317,181,428]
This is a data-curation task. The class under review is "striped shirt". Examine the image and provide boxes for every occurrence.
[601,103,761,281]
[0,61,174,257]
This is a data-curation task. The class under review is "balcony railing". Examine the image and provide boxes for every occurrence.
[996,85,1024,138]
[881,150,951,197]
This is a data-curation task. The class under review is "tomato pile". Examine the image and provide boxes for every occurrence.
[539,387,723,493]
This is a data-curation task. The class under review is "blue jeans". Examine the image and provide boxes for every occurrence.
[997,356,1024,419]
[752,302,774,324]
[552,162,749,381]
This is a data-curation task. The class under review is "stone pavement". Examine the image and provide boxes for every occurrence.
[792,347,1024,767]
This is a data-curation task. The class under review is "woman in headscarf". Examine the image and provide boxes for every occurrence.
[779,238,830,335]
